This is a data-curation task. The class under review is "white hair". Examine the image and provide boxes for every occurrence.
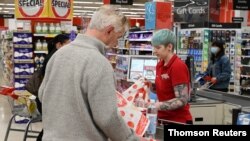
[88,5,128,32]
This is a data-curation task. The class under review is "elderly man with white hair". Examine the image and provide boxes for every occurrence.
[39,5,143,141]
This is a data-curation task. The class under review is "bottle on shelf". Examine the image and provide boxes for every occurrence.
[49,23,55,34]
[135,93,145,108]
[145,99,158,139]
[39,55,45,68]
[35,22,42,33]
[34,55,40,71]
[55,23,61,34]
[42,23,48,34]
[36,40,42,51]
[42,40,48,51]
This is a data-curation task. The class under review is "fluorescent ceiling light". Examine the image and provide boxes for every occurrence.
[73,6,82,8]
[0,3,15,6]
[133,3,145,6]
[119,8,129,10]
[136,12,145,14]
[84,7,99,9]
[130,8,145,11]
[74,1,93,4]
[74,13,87,15]
[74,10,93,13]
[6,4,15,6]
[4,8,15,10]
[0,7,2,10]
[3,11,9,13]
[125,15,141,17]
[130,17,145,20]
[94,2,103,5]
[73,13,81,16]
[122,12,136,14]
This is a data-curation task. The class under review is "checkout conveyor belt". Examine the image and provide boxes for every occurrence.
[196,89,250,107]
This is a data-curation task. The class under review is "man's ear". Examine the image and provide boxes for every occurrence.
[105,25,115,35]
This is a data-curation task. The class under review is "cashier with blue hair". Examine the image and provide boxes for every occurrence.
[151,29,193,124]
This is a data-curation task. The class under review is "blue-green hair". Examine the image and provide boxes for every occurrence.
[151,29,176,48]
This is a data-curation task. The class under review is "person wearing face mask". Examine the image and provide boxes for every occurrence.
[150,29,193,124]
[203,41,232,92]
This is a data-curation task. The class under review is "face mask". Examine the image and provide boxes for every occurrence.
[211,47,219,54]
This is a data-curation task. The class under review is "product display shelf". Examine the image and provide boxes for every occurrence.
[34,51,48,54]
[105,48,118,69]
[177,24,209,75]
[33,34,58,38]
[33,36,48,71]
[115,55,130,79]
[208,22,242,94]
[13,32,34,90]
[128,31,153,56]
[113,31,156,92]
[240,31,250,96]
[178,23,242,94]
[114,55,131,92]
[33,21,69,71]
[0,30,14,86]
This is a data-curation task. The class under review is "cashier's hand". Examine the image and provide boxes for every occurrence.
[155,102,162,110]
[145,101,162,111]
[210,77,217,84]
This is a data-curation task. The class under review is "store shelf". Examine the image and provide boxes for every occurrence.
[129,39,151,42]
[242,48,250,50]
[241,64,250,67]
[14,59,34,64]
[241,39,250,41]
[106,53,117,56]
[118,48,129,50]
[241,56,250,58]
[116,67,127,71]
[34,50,48,54]
[130,48,152,51]
[240,86,250,90]
[33,34,58,38]
[130,31,153,34]
[241,75,250,78]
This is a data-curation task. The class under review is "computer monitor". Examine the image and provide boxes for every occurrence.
[127,55,158,82]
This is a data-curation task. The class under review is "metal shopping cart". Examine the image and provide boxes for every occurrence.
[1,86,42,141]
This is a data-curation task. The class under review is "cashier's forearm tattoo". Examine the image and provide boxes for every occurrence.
[159,84,189,111]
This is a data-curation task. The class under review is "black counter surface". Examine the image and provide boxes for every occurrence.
[196,89,250,107]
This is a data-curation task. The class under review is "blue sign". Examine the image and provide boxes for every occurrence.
[145,2,156,30]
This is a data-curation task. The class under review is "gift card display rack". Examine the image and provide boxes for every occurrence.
[208,23,241,94]
[177,23,210,76]
[239,28,250,96]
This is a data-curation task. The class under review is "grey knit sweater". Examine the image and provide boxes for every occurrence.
[38,34,139,141]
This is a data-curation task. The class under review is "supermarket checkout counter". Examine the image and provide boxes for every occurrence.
[153,94,224,141]
[154,89,250,140]
[196,89,250,107]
